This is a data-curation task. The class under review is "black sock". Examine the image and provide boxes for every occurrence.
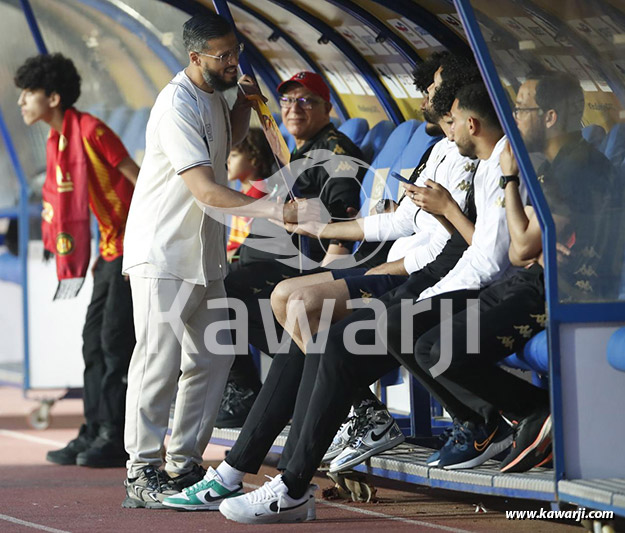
[282,470,308,500]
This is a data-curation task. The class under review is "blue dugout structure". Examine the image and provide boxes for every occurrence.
[3,0,624,521]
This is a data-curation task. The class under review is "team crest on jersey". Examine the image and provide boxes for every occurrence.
[56,233,75,255]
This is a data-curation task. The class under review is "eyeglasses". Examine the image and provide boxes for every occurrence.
[279,96,323,110]
[196,43,244,64]
[513,106,543,118]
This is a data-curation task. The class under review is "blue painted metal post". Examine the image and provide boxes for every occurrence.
[212,0,254,77]
[228,0,349,121]
[267,0,405,124]
[453,0,565,482]
[0,109,31,389]
[19,0,48,54]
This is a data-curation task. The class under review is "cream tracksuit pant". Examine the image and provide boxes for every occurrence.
[125,276,234,478]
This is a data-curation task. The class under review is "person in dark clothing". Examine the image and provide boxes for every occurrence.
[217,71,368,427]
[411,72,618,474]
[215,82,517,524]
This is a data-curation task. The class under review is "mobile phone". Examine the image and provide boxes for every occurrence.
[390,171,412,184]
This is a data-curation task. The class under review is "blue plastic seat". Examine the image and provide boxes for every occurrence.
[607,327,625,372]
[121,108,150,162]
[105,106,134,138]
[359,120,419,215]
[387,122,442,201]
[359,120,395,163]
[502,329,549,375]
[600,123,625,166]
[0,252,20,284]
[338,118,369,147]
[279,122,296,152]
[582,124,606,149]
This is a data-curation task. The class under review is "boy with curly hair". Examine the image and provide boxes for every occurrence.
[15,53,139,468]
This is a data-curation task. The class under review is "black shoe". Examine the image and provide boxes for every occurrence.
[166,463,206,492]
[500,409,552,473]
[122,466,178,509]
[46,425,93,465]
[215,381,257,428]
[76,439,127,468]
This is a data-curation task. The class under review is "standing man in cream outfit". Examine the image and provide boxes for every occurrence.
[121,12,314,509]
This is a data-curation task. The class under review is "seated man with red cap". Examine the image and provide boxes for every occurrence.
[217,72,384,427]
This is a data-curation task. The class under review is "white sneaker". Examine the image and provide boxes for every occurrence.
[162,466,242,511]
[329,408,405,473]
[219,474,317,524]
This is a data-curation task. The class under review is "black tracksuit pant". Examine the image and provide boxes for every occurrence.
[413,264,549,425]
[82,256,135,439]
[281,267,549,497]
[224,230,472,477]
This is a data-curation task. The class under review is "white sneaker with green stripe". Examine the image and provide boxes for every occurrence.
[162,466,243,511]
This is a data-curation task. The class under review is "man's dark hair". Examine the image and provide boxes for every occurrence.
[183,12,233,52]
[14,53,81,110]
[412,51,449,93]
[533,72,584,132]
[233,128,274,178]
[431,54,482,116]
[455,82,501,130]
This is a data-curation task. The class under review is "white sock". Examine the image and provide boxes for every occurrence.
[216,461,245,487]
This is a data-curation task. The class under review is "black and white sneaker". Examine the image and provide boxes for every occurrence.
[219,474,317,524]
[329,407,405,473]
[121,466,178,509]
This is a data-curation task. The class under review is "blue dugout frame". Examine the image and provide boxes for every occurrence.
[325,0,422,66]
[266,0,404,125]
[453,0,625,489]
[228,0,349,121]
[0,110,31,389]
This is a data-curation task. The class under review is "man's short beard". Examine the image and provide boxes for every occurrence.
[202,65,237,92]
[422,106,439,126]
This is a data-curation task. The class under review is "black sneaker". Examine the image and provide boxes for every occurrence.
[167,463,207,492]
[500,409,552,473]
[215,381,257,428]
[46,425,93,465]
[437,417,513,470]
[122,466,178,509]
[76,436,127,468]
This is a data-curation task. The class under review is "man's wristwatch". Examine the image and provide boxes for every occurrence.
[499,175,520,189]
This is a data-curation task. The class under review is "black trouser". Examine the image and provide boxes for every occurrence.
[225,269,438,475]
[281,269,549,497]
[82,256,135,439]
[222,264,410,474]
[279,285,483,496]
[225,261,309,392]
[414,266,549,425]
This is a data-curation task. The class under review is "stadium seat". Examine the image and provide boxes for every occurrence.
[359,120,418,215]
[582,124,606,149]
[105,106,134,138]
[600,123,625,166]
[121,108,150,163]
[607,327,625,372]
[387,122,442,200]
[359,120,395,163]
[279,122,296,152]
[86,103,110,123]
[502,329,549,375]
[0,252,20,284]
[338,117,369,146]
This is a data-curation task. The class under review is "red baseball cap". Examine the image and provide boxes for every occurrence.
[277,71,331,103]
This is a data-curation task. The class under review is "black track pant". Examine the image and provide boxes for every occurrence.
[413,265,549,425]
[82,256,135,438]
